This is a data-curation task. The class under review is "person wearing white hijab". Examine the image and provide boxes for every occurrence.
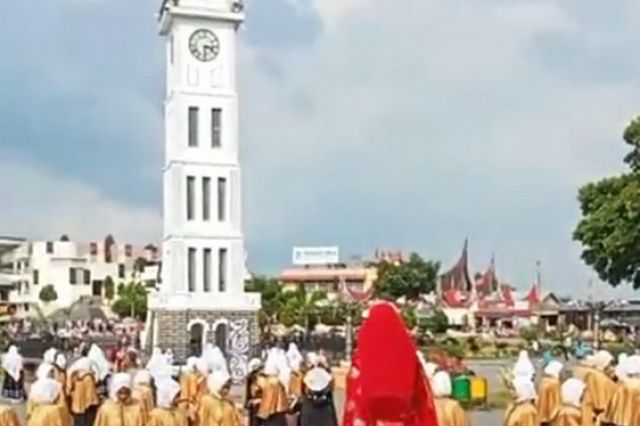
[198,370,242,426]
[26,378,67,426]
[553,378,586,426]
[36,363,55,380]
[246,358,264,426]
[254,351,288,426]
[615,353,629,382]
[206,346,229,375]
[512,350,535,380]
[286,344,304,408]
[538,360,563,425]
[87,344,111,398]
[43,347,58,365]
[583,350,616,424]
[300,363,338,426]
[504,377,538,426]
[286,343,303,370]
[67,356,100,426]
[1,345,25,401]
[432,371,469,426]
[94,373,145,426]
[132,370,154,422]
[148,379,186,426]
[602,354,640,426]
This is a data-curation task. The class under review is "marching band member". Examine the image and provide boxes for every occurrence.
[551,379,587,426]
[538,360,563,426]
[583,350,616,425]
[0,404,20,426]
[432,371,469,426]
[254,351,288,426]
[602,354,640,426]
[299,360,338,426]
[27,378,68,426]
[67,356,99,426]
[93,373,145,426]
[133,369,156,423]
[1,345,25,402]
[197,370,243,426]
[148,378,187,426]
[503,377,538,426]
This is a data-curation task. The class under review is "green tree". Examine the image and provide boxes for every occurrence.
[574,117,640,288]
[245,275,283,330]
[104,276,115,301]
[375,253,440,301]
[418,310,449,334]
[39,285,58,304]
[112,282,148,320]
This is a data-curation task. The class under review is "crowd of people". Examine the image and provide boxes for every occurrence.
[0,336,339,425]
[1,301,639,426]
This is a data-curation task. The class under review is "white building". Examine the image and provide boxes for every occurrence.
[146,0,260,379]
[0,235,160,317]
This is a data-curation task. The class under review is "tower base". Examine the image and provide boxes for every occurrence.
[146,292,260,382]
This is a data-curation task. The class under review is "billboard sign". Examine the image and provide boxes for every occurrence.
[292,246,340,266]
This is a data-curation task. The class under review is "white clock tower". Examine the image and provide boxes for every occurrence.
[148,0,260,380]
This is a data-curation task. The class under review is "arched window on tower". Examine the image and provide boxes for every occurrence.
[190,323,205,357]
[214,322,228,356]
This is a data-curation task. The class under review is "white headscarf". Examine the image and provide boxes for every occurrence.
[134,370,151,385]
[36,363,54,380]
[109,373,132,400]
[248,358,262,374]
[544,360,563,379]
[513,377,537,403]
[43,347,57,364]
[186,357,198,371]
[88,344,111,381]
[561,378,585,408]
[196,358,210,375]
[55,353,67,369]
[512,350,535,380]
[306,352,319,368]
[424,362,438,380]
[164,349,174,366]
[2,345,23,381]
[155,379,181,408]
[625,355,640,377]
[303,367,332,392]
[207,370,231,394]
[69,357,92,375]
[29,378,61,405]
[206,346,228,375]
[263,350,280,377]
[432,371,452,398]
[146,347,165,372]
[594,350,614,371]
[286,343,303,372]
[275,348,292,390]
[615,355,629,381]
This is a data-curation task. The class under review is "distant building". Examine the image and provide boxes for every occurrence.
[279,248,408,301]
[0,235,160,317]
[438,240,541,329]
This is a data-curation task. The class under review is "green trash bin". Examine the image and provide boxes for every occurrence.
[452,374,471,403]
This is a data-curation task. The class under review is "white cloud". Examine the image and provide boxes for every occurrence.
[0,155,161,244]
[239,0,640,291]
[311,0,373,26]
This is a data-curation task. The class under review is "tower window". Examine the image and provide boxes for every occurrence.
[186,176,196,221]
[33,270,39,285]
[217,177,227,221]
[203,248,212,292]
[188,106,199,147]
[202,177,211,221]
[211,108,221,147]
[218,248,227,292]
[188,248,197,292]
[118,264,126,279]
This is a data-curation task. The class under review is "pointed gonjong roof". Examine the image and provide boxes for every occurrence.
[439,239,473,293]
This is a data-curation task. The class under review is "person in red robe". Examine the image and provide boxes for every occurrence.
[342,302,438,426]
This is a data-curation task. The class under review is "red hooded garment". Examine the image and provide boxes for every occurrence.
[343,303,438,426]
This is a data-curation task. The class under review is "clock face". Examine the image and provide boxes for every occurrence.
[189,29,220,62]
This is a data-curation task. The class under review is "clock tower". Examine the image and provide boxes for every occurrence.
[148,0,260,381]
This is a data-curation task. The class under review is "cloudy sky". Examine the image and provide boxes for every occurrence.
[1,0,640,297]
